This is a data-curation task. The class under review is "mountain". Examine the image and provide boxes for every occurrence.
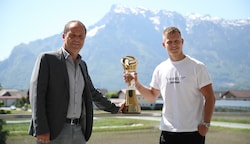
[0,5,250,91]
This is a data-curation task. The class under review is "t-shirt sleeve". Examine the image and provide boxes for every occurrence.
[197,64,212,89]
[150,66,160,90]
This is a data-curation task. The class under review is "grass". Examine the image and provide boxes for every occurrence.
[212,112,250,124]
[3,117,159,135]
[5,127,250,144]
[2,110,250,144]
[10,110,31,114]
[3,110,250,135]
[212,117,250,124]
[93,117,159,132]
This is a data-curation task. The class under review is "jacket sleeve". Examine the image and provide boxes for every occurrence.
[29,53,50,136]
[80,61,120,114]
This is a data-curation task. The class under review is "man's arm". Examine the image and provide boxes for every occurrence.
[123,72,161,102]
[198,83,216,136]
[80,61,121,113]
[135,81,160,102]
[201,84,215,124]
[30,54,50,143]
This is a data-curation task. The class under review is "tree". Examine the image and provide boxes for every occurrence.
[0,106,9,144]
[106,91,119,98]
[15,96,28,108]
[0,119,9,144]
[0,83,9,144]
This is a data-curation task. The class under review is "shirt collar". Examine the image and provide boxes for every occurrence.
[61,47,82,60]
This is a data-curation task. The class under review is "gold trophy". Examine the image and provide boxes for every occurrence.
[121,56,141,114]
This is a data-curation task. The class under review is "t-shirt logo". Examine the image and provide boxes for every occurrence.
[167,76,186,84]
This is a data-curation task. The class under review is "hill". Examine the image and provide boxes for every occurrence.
[0,5,250,90]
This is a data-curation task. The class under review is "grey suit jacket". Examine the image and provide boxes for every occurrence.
[28,48,119,141]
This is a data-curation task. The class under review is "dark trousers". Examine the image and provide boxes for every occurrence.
[159,131,205,144]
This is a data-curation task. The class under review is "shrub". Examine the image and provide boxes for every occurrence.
[0,118,9,144]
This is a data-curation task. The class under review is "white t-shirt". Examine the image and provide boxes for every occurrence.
[150,55,212,132]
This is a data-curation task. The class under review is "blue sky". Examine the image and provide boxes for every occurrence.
[1,0,249,60]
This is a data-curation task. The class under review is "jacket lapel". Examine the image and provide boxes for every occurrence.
[79,60,93,141]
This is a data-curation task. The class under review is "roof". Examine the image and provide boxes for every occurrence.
[117,89,141,95]
[0,89,27,99]
[221,90,250,98]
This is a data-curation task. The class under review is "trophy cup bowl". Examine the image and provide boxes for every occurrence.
[121,56,141,114]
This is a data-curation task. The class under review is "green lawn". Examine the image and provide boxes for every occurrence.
[2,110,250,144]
[5,126,250,144]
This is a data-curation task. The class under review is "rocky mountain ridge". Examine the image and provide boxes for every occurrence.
[0,5,249,90]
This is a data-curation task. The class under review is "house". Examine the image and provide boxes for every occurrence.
[113,89,163,110]
[220,90,250,100]
[0,89,27,107]
[213,91,225,100]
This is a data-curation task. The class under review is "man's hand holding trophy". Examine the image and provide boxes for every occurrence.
[121,56,141,114]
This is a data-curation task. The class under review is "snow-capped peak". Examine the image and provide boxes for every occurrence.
[87,24,106,37]
[112,4,153,16]
[186,13,250,26]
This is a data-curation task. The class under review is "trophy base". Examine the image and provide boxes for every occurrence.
[123,89,141,114]
[123,105,141,114]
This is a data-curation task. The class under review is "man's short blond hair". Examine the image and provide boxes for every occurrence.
[163,27,182,38]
